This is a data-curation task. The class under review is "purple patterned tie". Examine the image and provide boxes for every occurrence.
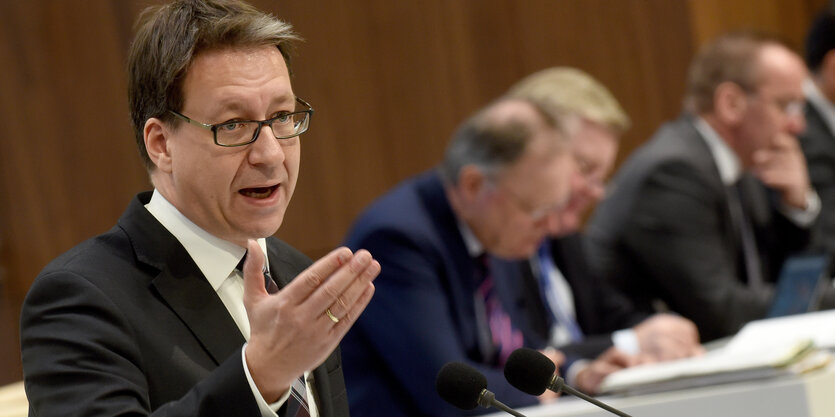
[476,254,524,366]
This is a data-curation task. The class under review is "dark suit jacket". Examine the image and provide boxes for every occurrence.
[801,101,835,257]
[340,171,539,417]
[20,192,349,417]
[585,115,810,342]
[493,234,648,360]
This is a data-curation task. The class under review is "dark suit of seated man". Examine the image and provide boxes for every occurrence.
[491,67,702,395]
[802,8,835,258]
[341,97,577,416]
[586,32,828,343]
[20,1,379,416]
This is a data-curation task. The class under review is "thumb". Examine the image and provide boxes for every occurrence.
[242,239,269,304]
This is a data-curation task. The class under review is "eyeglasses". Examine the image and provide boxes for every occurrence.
[169,97,314,147]
[747,93,804,117]
[574,152,606,191]
[495,182,568,223]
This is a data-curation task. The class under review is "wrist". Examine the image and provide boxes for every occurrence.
[244,344,289,402]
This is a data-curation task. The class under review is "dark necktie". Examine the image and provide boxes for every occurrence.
[726,181,764,288]
[235,252,279,294]
[236,253,310,416]
[474,254,524,367]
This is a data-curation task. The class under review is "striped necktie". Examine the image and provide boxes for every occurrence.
[236,253,310,416]
[284,376,310,417]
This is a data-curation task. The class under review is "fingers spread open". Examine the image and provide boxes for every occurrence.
[322,281,376,335]
[322,260,380,320]
[305,250,378,315]
[279,246,354,304]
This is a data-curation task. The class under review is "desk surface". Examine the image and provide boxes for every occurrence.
[485,363,835,417]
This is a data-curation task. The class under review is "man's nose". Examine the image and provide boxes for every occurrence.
[248,124,286,164]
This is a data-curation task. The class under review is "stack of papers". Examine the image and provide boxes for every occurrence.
[598,310,835,395]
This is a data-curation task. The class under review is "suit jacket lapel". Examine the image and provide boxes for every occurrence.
[151,252,246,365]
[680,117,746,268]
[119,192,246,365]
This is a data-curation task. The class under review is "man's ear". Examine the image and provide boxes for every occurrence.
[144,118,173,173]
[456,165,489,203]
[713,81,748,126]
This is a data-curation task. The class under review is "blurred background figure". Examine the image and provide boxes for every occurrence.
[802,4,835,257]
[340,96,576,416]
[586,31,833,342]
[493,67,702,395]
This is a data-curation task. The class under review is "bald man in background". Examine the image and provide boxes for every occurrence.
[341,96,576,416]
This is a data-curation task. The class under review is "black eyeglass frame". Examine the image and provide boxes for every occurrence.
[168,96,314,147]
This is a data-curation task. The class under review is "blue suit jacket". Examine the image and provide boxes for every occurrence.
[341,171,539,417]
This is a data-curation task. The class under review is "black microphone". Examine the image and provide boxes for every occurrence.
[504,348,633,417]
[436,362,528,417]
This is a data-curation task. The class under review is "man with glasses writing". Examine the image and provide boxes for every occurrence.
[20,1,378,416]
[586,32,827,342]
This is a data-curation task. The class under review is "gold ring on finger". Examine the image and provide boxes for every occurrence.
[326,308,340,323]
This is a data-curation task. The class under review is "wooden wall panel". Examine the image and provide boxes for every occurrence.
[0,0,150,384]
[0,0,823,386]
[688,0,830,51]
[268,0,694,257]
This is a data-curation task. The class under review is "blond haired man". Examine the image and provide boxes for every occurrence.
[492,68,701,395]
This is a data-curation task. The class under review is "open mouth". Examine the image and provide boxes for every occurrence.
[239,184,279,199]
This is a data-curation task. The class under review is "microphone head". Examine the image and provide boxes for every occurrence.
[504,347,556,395]
[436,362,488,410]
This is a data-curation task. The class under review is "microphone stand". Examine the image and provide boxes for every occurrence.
[478,389,528,417]
[551,375,633,417]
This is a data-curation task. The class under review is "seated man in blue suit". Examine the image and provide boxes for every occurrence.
[493,67,703,394]
[342,96,595,416]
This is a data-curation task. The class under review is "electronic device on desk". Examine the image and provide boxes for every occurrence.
[766,253,830,319]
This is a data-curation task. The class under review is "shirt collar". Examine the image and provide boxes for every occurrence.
[805,78,835,137]
[692,117,742,185]
[456,219,484,258]
[144,189,268,291]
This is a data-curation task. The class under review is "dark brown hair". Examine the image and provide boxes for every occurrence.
[127,0,299,170]
[684,31,789,114]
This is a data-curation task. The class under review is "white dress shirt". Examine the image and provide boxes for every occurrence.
[145,189,317,417]
[805,78,835,138]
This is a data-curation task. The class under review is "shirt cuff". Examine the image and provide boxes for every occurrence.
[565,359,591,387]
[242,343,289,417]
[780,189,821,227]
[612,328,640,355]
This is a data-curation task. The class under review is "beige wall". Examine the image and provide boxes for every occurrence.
[0,0,826,384]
